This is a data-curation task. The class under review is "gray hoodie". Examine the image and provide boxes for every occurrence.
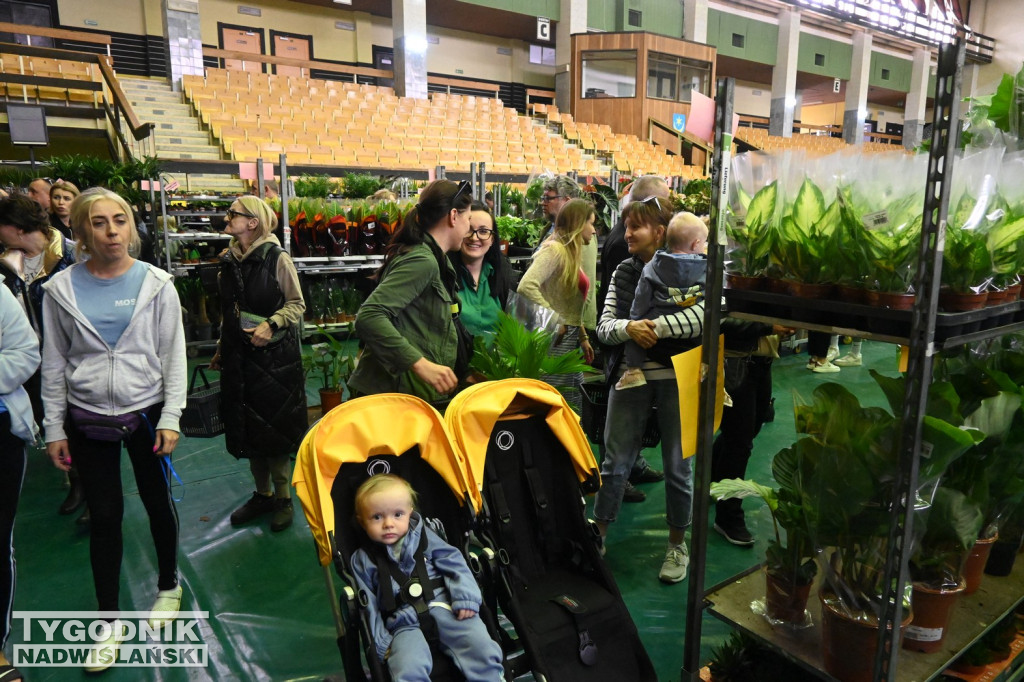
[41,262,187,442]
[0,277,41,444]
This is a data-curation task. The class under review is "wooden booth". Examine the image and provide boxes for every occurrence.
[570,31,717,170]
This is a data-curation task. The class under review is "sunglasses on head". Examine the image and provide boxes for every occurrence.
[639,195,662,211]
[226,208,256,220]
[451,180,472,207]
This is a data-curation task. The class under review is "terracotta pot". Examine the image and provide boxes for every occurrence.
[319,388,344,415]
[1006,283,1022,301]
[987,288,1010,306]
[820,591,912,682]
[939,290,989,312]
[949,658,989,675]
[985,534,1023,577]
[725,273,763,291]
[903,579,966,653]
[964,535,998,594]
[835,285,866,304]
[865,290,916,310]
[764,569,812,625]
[787,281,833,299]
[766,278,791,294]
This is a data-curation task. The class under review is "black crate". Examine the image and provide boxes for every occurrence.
[180,366,223,438]
[580,382,661,448]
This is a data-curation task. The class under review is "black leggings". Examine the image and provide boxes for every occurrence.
[0,413,27,648]
[69,405,179,611]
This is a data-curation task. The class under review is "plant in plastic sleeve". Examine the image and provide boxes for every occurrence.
[725,152,780,277]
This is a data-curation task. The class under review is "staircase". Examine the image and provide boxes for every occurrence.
[119,76,244,194]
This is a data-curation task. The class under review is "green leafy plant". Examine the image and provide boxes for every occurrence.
[909,486,984,589]
[342,173,384,199]
[772,178,841,284]
[726,181,777,277]
[469,312,590,381]
[293,174,334,198]
[674,177,711,215]
[303,327,356,391]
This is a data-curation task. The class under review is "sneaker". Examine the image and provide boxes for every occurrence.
[614,368,647,391]
[84,620,126,673]
[834,353,863,367]
[270,497,294,532]
[230,492,276,526]
[811,360,841,374]
[826,346,839,362]
[148,585,183,628]
[629,466,665,485]
[622,481,646,503]
[659,544,689,584]
[714,520,755,547]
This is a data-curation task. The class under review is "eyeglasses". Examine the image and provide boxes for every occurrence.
[540,194,563,203]
[639,195,662,211]
[451,180,472,207]
[226,208,256,221]
[464,227,495,241]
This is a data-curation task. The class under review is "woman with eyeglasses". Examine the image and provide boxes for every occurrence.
[591,196,704,586]
[447,201,518,340]
[516,198,597,412]
[350,179,474,404]
[211,196,307,533]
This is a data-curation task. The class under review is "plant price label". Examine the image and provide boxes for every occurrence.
[905,625,943,642]
[863,210,889,230]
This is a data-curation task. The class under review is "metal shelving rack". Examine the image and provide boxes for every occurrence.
[682,38,1024,682]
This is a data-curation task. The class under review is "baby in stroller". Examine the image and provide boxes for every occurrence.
[351,474,505,682]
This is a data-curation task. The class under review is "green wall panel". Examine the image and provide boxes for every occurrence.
[797,34,851,79]
[870,52,912,92]
[458,0,561,21]
[587,0,619,32]
[708,9,776,65]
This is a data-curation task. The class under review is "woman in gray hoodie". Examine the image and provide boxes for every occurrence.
[40,188,187,672]
[0,280,41,682]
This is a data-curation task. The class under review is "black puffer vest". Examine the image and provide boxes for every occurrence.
[219,242,307,459]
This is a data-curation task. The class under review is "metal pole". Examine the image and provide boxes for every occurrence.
[256,157,265,199]
[435,165,446,180]
[479,162,487,203]
[280,152,290,253]
[874,38,964,682]
[159,180,172,274]
[470,162,478,199]
[682,77,734,682]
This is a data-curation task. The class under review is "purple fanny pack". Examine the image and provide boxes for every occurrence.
[68,406,144,442]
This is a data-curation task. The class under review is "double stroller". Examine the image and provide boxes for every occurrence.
[293,380,656,681]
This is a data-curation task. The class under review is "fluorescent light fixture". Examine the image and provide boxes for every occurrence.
[333,0,352,4]
[406,34,429,54]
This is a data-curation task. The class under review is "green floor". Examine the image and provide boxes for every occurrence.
[8,339,901,681]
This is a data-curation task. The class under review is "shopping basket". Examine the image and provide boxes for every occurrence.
[180,365,223,438]
[580,381,661,448]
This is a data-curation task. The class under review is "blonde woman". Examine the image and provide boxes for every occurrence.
[210,196,306,532]
[48,180,80,240]
[516,198,597,411]
[41,188,187,671]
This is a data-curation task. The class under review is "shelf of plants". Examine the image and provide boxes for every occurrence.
[685,43,1024,682]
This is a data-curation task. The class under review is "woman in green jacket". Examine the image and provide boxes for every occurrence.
[349,179,473,403]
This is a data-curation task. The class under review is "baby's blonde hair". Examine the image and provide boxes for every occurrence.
[666,211,708,253]
[354,474,418,524]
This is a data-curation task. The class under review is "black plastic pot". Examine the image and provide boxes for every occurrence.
[985,536,1023,577]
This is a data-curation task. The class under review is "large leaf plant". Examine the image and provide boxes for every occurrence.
[726,181,777,277]
[470,311,590,381]
[772,178,841,285]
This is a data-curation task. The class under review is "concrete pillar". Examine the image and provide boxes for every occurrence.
[161,0,204,91]
[843,30,871,145]
[683,0,709,44]
[555,0,586,113]
[904,47,931,150]
[392,0,428,99]
[769,9,800,137]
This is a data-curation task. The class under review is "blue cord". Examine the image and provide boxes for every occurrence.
[141,412,184,502]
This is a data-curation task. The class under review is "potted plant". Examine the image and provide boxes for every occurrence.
[710,449,818,626]
[725,180,777,286]
[788,381,974,682]
[469,311,590,385]
[303,327,356,415]
[771,178,840,296]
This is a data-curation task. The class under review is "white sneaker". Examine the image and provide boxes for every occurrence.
[148,585,183,628]
[811,360,841,374]
[658,544,689,584]
[614,368,647,391]
[834,353,862,367]
[826,346,839,362]
[84,620,126,673]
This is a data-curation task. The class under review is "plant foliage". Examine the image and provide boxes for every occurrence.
[469,312,590,380]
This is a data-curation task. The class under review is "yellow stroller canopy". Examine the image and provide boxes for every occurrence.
[292,393,479,566]
[445,378,600,495]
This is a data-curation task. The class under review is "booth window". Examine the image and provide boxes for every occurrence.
[647,51,711,103]
[581,50,637,98]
